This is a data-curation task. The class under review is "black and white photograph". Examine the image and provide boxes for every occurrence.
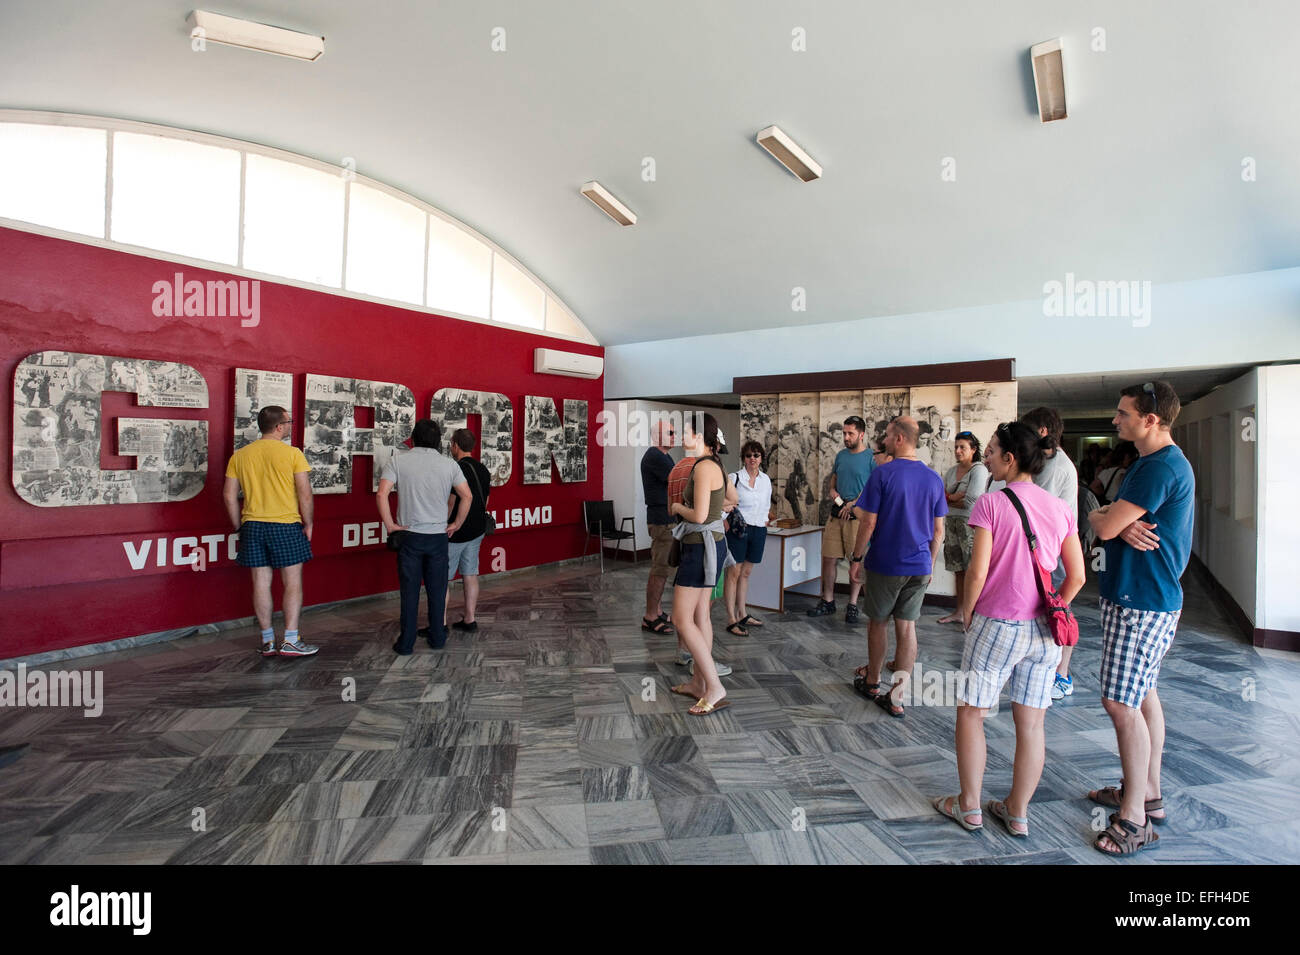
[233,368,293,450]
[863,388,909,450]
[960,380,1019,452]
[817,390,863,524]
[773,391,818,524]
[431,387,513,485]
[521,395,587,484]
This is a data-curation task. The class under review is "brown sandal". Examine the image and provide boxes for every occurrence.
[1089,784,1167,825]
[1094,817,1159,856]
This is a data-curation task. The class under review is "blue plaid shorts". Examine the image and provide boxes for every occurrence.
[958,612,1061,709]
[1099,597,1180,708]
[237,521,313,568]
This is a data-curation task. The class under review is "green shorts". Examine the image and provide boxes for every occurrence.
[863,571,931,622]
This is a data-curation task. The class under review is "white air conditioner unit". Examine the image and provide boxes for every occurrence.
[534,348,603,379]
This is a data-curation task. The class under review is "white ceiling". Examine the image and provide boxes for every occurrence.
[3,1,1299,346]
[1018,364,1256,418]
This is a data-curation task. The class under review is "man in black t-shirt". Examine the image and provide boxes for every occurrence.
[444,428,492,633]
[640,419,677,634]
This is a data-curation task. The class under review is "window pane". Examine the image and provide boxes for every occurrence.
[546,295,588,340]
[0,123,106,237]
[345,183,425,305]
[426,214,490,318]
[243,154,344,287]
[112,132,240,264]
[492,253,544,329]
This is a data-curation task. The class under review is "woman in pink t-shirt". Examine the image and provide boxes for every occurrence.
[932,421,1085,838]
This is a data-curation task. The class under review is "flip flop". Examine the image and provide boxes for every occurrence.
[986,799,1028,837]
[933,795,983,831]
[740,614,764,628]
[688,697,732,716]
[668,682,698,698]
[724,621,749,637]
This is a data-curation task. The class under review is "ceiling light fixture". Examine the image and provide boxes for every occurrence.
[1030,38,1067,122]
[580,181,637,226]
[755,125,822,182]
[186,10,325,61]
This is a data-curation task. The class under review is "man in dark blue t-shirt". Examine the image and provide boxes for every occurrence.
[1086,381,1194,857]
[847,416,947,718]
[640,419,677,634]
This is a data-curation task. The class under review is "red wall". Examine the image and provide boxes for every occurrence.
[0,227,604,657]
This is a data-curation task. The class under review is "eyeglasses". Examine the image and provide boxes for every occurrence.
[744,452,762,459]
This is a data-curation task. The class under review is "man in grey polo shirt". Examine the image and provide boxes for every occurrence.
[377,419,471,653]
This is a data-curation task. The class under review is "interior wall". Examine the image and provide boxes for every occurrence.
[1258,365,1300,634]
[0,227,606,657]
[603,268,1300,400]
[601,400,739,551]
[1176,369,1260,627]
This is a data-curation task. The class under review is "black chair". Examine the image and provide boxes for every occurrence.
[582,500,637,573]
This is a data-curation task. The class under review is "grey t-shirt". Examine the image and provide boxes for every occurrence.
[381,447,466,533]
[1034,449,1078,507]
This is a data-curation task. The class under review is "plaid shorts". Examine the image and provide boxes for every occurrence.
[237,520,313,568]
[958,612,1062,709]
[1099,597,1180,708]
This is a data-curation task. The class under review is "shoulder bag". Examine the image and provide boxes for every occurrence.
[465,461,495,535]
[1000,487,1079,647]
[725,471,748,538]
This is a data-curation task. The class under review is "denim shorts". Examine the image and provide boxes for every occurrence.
[674,537,728,589]
[726,526,767,565]
[447,534,484,580]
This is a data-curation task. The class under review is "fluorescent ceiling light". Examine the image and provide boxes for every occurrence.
[1030,38,1067,122]
[187,10,325,61]
[580,181,636,226]
[755,125,822,182]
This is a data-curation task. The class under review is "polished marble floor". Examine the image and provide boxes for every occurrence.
[2,557,1298,865]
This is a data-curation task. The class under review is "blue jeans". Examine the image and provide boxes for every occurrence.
[396,531,448,651]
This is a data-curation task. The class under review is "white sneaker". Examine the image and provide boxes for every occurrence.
[689,659,732,677]
[1051,674,1072,700]
[676,649,693,667]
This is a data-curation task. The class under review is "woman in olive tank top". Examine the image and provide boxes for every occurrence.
[667,413,734,715]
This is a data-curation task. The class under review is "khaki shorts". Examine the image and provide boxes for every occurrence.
[863,571,931,622]
[649,523,674,578]
[821,515,859,560]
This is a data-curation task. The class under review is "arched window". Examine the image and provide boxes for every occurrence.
[0,111,596,344]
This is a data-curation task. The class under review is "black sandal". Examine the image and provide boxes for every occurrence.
[725,621,749,636]
[739,614,764,629]
[875,687,905,719]
[641,613,675,635]
[852,665,883,700]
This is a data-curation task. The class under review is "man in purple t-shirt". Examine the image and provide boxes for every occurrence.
[848,416,947,718]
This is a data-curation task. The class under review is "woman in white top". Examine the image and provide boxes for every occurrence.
[937,431,990,625]
[723,440,775,636]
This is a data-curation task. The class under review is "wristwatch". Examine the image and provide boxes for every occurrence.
[850,552,864,563]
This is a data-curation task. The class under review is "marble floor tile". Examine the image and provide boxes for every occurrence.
[1,562,1294,866]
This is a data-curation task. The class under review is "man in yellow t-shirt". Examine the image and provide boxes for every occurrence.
[223,405,317,658]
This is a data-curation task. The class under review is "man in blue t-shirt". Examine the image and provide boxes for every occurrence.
[847,416,947,718]
[1086,381,1194,858]
[807,415,877,623]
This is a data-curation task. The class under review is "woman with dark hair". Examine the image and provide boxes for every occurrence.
[667,413,737,715]
[933,421,1084,837]
[723,439,775,634]
[937,431,990,625]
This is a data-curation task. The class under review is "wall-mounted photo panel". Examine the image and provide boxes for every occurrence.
[233,368,293,450]
[523,396,588,484]
[818,390,864,525]
[432,388,515,486]
[303,374,357,494]
[739,393,779,511]
[863,389,909,453]
[959,381,1018,456]
[774,392,819,525]
[13,351,209,506]
[910,384,960,596]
